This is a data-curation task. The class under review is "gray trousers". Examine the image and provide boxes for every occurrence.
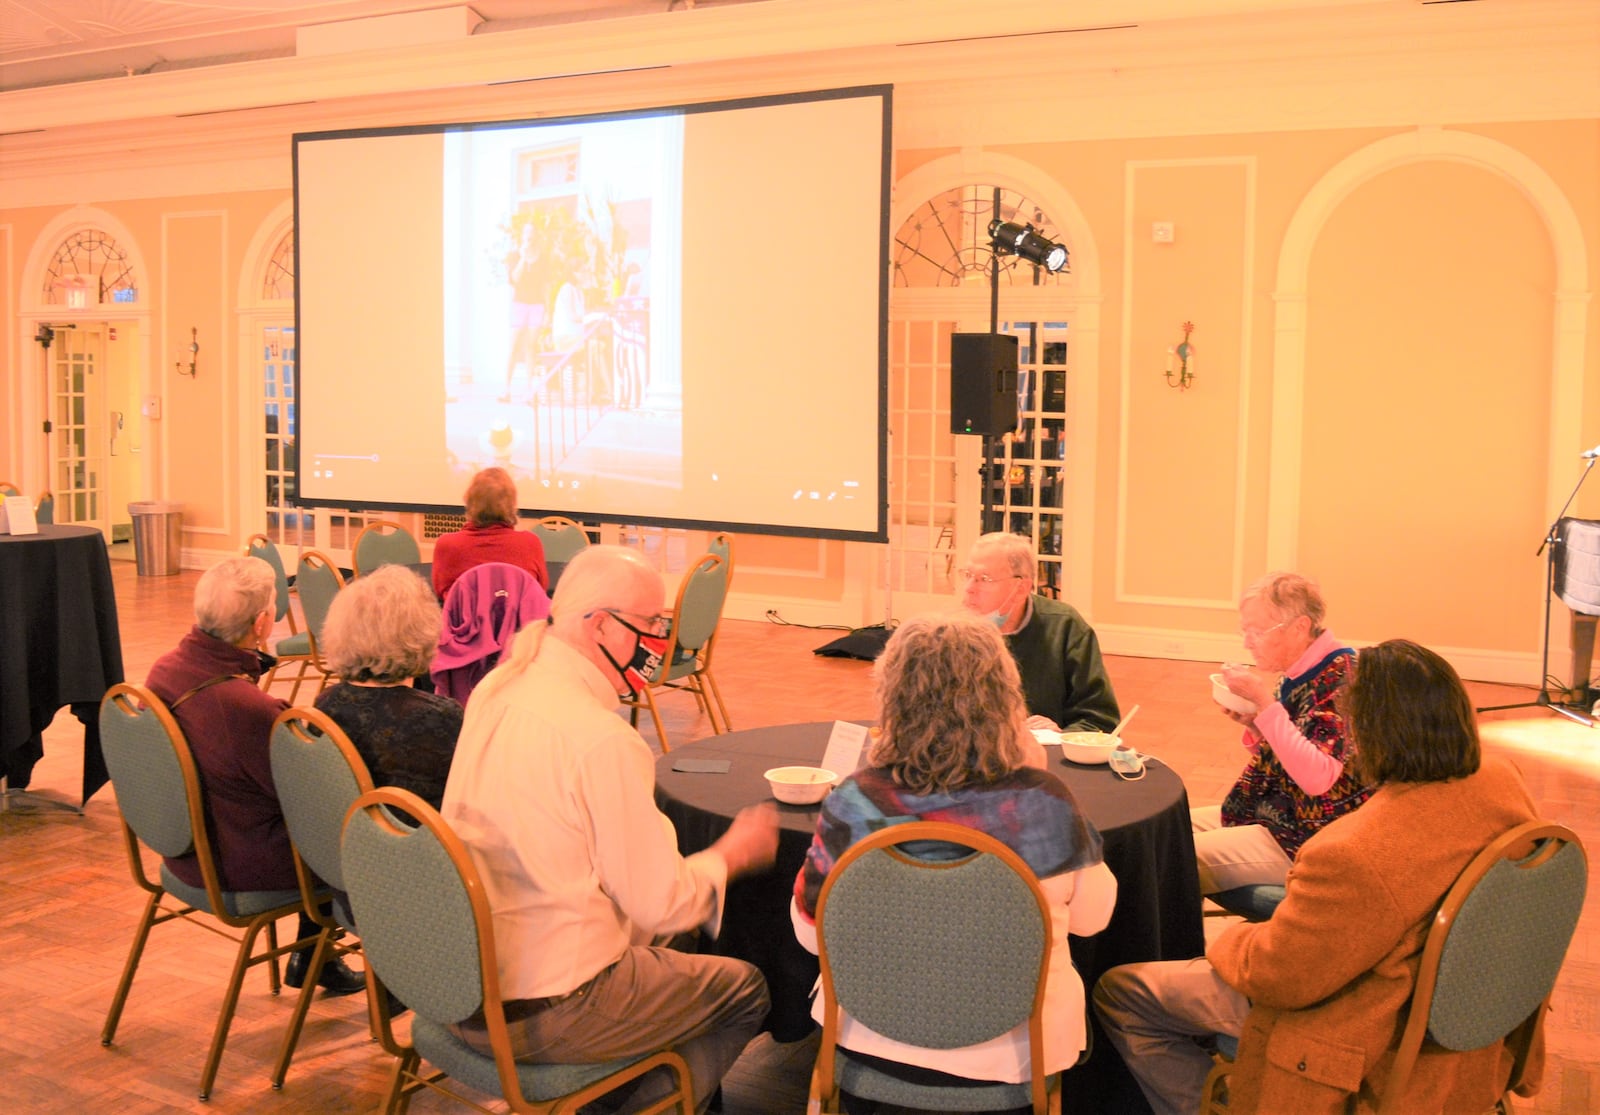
[1093,958,1250,1115]
[467,946,769,1114]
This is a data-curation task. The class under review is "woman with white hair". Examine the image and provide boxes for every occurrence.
[1195,571,1373,895]
[314,565,462,810]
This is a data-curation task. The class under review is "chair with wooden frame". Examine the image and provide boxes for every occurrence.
[245,533,311,679]
[1200,820,1586,1114]
[0,480,18,496]
[530,515,590,565]
[263,550,344,703]
[267,706,377,1090]
[810,821,1061,1115]
[620,553,731,751]
[98,683,320,1101]
[339,786,694,1115]
[352,519,422,577]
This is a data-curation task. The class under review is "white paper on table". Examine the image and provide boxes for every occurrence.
[1032,728,1064,745]
[0,495,38,536]
[819,720,870,780]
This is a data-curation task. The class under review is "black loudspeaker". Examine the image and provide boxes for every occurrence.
[950,332,1019,435]
[1555,518,1600,616]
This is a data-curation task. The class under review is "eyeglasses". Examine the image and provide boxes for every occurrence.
[955,567,1023,587]
[599,609,673,638]
[1240,618,1292,640]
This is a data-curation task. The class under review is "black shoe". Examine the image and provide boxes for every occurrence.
[285,950,366,997]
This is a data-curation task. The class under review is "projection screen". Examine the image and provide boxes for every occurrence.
[292,85,890,541]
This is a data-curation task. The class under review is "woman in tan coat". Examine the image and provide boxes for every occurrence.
[1096,639,1544,1115]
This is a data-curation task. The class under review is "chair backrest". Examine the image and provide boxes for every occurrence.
[245,533,292,623]
[99,682,236,919]
[295,550,345,653]
[1380,820,1586,1114]
[270,708,375,895]
[99,683,200,861]
[707,532,734,590]
[0,480,18,496]
[530,516,590,563]
[34,491,54,525]
[353,520,422,577]
[814,821,1052,1105]
[667,553,727,661]
[342,787,499,1045]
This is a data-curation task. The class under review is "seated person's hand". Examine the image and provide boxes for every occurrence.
[1220,663,1274,712]
[714,802,780,880]
[1025,714,1060,732]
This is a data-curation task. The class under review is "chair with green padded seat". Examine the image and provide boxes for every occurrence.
[98,683,320,1101]
[263,550,343,703]
[34,491,54,524]
[353,519,422,577]
[0,480,18,496]
[339,785,694,1115]
[1200,820,1586,1115]
[811,821,1062,1115]
[245,534,312,682]
[530,515,590,565]
[620,553,730,752]
[267,707,376,1090]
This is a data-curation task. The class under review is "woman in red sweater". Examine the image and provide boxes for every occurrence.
[431,467,548,599]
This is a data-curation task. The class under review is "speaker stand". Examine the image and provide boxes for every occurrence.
[1475,459,1597,727]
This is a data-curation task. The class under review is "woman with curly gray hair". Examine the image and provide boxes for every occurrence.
[791,612,1117,1097]
[314,565,462,809]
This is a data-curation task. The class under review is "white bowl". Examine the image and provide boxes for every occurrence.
[1057,732,1119,765]
[1211,673,1259,716]
[764,766,838,805]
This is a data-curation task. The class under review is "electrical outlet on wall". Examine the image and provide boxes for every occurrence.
[141,395,161,420]
[1152,222,1176,243]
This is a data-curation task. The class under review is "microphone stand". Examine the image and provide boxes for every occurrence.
[1476,457,1597,726]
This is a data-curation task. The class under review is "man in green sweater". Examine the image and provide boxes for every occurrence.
[957,531,1121,733]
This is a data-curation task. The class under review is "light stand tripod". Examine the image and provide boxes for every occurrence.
[1476,457,1597,727]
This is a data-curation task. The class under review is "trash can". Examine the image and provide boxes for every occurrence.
[128,500,183,576]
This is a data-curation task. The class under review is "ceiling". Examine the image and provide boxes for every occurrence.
[0,0,763,92]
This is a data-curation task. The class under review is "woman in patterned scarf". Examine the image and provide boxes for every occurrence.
[791,611,1116,1097]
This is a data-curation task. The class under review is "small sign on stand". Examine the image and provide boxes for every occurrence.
[0,495,39,535]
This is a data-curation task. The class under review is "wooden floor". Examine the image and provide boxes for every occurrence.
[3,557,1598,1114]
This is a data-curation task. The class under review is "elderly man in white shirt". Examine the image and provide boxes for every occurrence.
[442,544,778,1113]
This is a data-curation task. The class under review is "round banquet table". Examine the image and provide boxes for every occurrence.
[0,525,124,801]
[653,721,1205,1113]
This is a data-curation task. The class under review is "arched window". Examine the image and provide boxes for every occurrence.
[888,180,1078,611]
[42,227,137,306]
[894,185,1071,288]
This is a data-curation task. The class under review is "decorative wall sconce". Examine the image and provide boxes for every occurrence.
[177,327,199,377]
[1165,321,1196,390]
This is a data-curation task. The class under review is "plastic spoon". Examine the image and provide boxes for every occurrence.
[1110,704,1141,740]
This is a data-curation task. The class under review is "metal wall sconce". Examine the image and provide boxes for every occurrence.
[176,327,199,377]
[988,219,1069,274]
[1165,321,1196,390]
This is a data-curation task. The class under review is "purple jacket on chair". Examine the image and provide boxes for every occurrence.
[431,562,550,704]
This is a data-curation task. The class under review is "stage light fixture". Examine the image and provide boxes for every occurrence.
[988,219,1068,273]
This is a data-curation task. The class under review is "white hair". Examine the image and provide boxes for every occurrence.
[194,556,275,644]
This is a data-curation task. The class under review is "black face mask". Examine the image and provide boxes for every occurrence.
[597,612,669,696]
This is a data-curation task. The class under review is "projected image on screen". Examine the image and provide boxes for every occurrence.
[441,116,684,506]
[294,86,890,541]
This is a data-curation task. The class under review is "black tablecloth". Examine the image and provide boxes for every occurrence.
[0,525,123,800]
[654,722,1205,1113]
